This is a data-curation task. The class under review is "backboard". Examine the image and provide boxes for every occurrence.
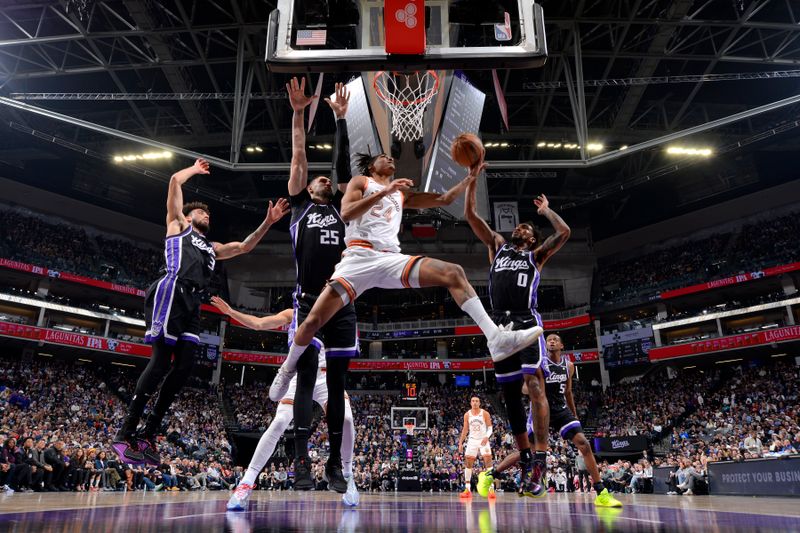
[391,406,429,431]
[266,0,548,73]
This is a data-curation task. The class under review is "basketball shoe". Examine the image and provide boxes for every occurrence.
[594,488,623,508]
[342,475,360,507]
[476,471,494,498]
[269,367,295,401]
[487,323,544,362]
[227,483,255,511]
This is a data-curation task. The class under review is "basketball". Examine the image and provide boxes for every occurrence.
[451,133,485,168]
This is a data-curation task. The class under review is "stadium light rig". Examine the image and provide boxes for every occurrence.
[113,151,172,163]
[245,145,264,153]
[666,146,713,157]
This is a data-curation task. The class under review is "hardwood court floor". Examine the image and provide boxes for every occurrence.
[0,490,799,532]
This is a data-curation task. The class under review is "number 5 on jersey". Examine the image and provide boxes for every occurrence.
[320,229,339,245]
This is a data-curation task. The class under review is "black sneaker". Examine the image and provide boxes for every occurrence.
[325,461,347,494]
[137,436,161,466]
[293,457,314,491]
[112,433,144,464]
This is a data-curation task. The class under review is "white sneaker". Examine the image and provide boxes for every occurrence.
[342,475,360,507]
[226,483,255,511]
[487,323,544,362]
[269,367,296,401]
[684,489,693,495]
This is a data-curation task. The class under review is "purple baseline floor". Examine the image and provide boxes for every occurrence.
[0,491,799,532]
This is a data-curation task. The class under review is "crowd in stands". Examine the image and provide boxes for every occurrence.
[595,209,800,306]
[0,355,234,494]
[0,205,161,289]
[0,348,797,497]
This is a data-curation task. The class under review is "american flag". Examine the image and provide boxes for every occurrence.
[296,29,327,46]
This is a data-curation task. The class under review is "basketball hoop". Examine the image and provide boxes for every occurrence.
[373,70,440,142]
[404,421,416,436]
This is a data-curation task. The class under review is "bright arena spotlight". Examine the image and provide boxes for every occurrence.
[0,1,799,532]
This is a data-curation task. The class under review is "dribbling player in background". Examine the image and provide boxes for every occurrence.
[464,176,571,497]
[457,397,493,499]
[477,334,622,508]
[209,297,358,509]
[113,159,289,465]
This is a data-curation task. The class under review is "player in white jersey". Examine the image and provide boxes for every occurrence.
[269,153,543,402]
[210,297,358,509]
[457,397,493,499]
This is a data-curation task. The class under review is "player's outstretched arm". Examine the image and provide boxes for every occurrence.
[565,361,578,418]
[325,82,352,193]
[463,173,505,262]
[340,176,412,222]
[213,198,290,260]
[403,163,485,210]
[533,194,571,268]
[287,77,316,197]
[211,296,293,331]
[166,158,209,232]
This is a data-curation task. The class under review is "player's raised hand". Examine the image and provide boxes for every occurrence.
[286,77,316,111]
[467,162,487,181]
[324,82,350,119]
[534,194,550,214]
[385,178,414,194]
[192,158,210,175]
[265,198,290,224]
[210,296,232,315]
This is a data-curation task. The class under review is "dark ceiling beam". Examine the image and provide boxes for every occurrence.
[610,0,695,130]
[122,0,208,136]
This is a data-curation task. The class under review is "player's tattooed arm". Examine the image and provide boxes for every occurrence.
[166,158,209,235]
[213,198,290,260]
[532,194,571,268]
[211,297,293,331]
[287,77,316,197]
[565,361,578,419]
[463,170,505,263]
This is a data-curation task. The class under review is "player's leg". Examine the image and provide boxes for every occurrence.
[113,337,174,462]
[462,454,476,498]
[341,397,359,506]
[571,431,622,507]
[291,346,320,491]
[137,339,197,464]
[416,257,543,361]
[269,286,345,401]
[228,401,295,511]
[323,357,350,493]
[523,369,549,490]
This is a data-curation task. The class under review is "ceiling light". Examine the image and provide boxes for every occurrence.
[620,145,628,150]
[323,144,332,150]
[537,142,546,147]
[114,151,172,163]
[666,146,713,157]
[500,142,509,147]
[245,147,255,153]
[587,143,604,152]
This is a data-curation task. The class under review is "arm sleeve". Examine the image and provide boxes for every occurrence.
[331,118,352,187]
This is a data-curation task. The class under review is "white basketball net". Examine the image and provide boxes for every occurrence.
[374,71,439,142]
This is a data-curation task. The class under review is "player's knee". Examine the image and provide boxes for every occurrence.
[574,435,590,453]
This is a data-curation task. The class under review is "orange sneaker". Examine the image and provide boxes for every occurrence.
[487,489,497,501]
[460,489,473,500]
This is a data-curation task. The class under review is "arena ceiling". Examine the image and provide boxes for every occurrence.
[1,0,800,240]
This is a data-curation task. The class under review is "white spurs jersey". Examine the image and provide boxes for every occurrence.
[467,409,489,440]
[344,177,403,253]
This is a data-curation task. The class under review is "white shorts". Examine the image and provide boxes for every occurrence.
[330,247,425,303]
[465,438,492,458]
[282,370,329,406]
